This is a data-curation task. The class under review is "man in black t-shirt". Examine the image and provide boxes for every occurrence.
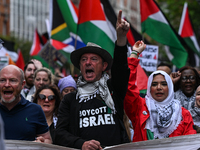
[55,10,130,150]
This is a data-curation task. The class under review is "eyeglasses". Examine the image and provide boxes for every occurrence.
[181,76,196,82]
[38,94,56,101]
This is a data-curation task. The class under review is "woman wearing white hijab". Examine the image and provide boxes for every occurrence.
[124,41,196,142]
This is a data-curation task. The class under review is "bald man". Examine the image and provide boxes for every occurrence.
[0,65,52,143]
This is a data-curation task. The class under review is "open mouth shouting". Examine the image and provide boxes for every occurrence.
[3,89,14,99]
[1,88,16,103]
[85,68,94,77]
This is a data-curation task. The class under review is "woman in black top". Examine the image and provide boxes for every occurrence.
[33,84,61,143]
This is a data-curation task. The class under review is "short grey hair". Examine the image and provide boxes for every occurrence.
[19,68,25,84]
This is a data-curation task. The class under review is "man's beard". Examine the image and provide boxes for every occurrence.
[25,76,34,87]
[1,96,16,104]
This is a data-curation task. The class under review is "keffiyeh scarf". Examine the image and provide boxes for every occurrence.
[76,72,116,113]
[174,89,196,110]
[189,102,200,127]
[145,70,182,139]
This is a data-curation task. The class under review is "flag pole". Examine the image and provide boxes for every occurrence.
[71,32,78,77]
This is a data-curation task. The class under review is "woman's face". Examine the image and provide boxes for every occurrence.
[180,69,197,97]
[37,89,56,115]
[34,71,51,90]
[195,86,200,108]
[150,74,169,102]
[61,87,76,97]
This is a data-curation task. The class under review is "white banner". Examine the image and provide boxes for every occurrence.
[139,44,159,72]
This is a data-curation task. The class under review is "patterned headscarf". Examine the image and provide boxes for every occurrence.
[145,70,182,139]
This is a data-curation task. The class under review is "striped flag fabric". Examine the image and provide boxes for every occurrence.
[97,0,148,91]
[49,0,75,66]
[0,47,16,65]
[56,0,78,35]
[41,32,49,45]
[100,0,117,41]
[50,39,74,63]
[178,2,200,66]
[124,19,149,92]
[29,29,43,56]
[55,0,85,49]
[0,38,18,62]
[16,49,25,70]
[77,0,115,57]
[49,0,85,67]
[29,29,55,72]
[125,18,150,47]
[50,0,71,43]
[140,0,188,68]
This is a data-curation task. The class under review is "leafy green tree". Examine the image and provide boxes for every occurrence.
[157,0,200,43]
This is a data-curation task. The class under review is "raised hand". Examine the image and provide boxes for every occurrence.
[132,40,146,54]
[116,10,130,46]
[170,71,181,84]
[130,40,146,58]
[31,59,42,69]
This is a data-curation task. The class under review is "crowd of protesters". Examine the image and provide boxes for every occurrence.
[0,10,200,150]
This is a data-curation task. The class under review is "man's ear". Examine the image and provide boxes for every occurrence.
[102,62,108,71]
[22,80,26,89]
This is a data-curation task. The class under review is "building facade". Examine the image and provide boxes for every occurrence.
[0,0,140,42]
[109,0,141,32]
[0,0,10,36]
[10,0,49,41]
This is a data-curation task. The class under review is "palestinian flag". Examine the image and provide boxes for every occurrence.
[41,32,49,45]
[100,0,117,41]
[125,18,150,47]
[16,49,25,70]
[77,0,115,57]
[29,29,55,72]
[30,29,43,56]
[178,2,200,66]
[125,19,149,92]
[140,0,188,68]
[87,0,148,92]
[51,39,74,63]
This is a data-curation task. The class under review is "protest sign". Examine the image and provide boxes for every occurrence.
[139,44,159,72]
[38,41,68,68]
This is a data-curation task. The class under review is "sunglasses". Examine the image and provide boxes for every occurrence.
[38,94,56,101]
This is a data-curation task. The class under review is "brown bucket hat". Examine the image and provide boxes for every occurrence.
[70,42,113,71]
